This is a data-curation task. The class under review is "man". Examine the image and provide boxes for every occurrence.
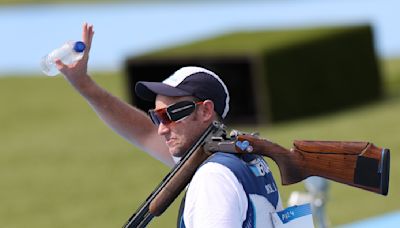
[56,23,283,227]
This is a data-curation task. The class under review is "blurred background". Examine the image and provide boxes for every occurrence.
[0,0,399,227]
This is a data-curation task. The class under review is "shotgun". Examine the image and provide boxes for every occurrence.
[122,121,225,228]
[122,121,390,227]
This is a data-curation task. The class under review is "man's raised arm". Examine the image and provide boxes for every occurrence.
[54,23,173,166]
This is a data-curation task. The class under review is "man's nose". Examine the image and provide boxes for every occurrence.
[157,122,170,135]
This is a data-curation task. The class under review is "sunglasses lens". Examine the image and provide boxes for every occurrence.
[167,101,196,121]
[148,110,160,125]
[149,109,171,126]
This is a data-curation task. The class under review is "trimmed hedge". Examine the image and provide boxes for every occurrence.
[125,25,382,124]
[263,25,382,121]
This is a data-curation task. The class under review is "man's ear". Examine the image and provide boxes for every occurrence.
[199,100,215,122]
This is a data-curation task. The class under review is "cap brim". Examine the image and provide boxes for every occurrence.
[135,81,192,101]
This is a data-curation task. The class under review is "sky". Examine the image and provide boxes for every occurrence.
[0,0,398,75]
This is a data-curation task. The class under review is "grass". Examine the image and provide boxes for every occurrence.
[0,58,399,227]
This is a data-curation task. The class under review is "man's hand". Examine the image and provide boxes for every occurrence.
[55,22,94,85]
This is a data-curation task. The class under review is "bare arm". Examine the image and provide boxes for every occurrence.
[55,23,174,167]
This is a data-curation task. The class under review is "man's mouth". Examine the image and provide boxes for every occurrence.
[166,138,175,147]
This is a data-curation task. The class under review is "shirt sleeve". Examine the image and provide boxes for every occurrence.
[183,162,248,228]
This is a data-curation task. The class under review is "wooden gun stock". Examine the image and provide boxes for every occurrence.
[236,135,390,195]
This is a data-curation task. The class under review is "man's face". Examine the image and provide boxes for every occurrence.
[154,95,211,157]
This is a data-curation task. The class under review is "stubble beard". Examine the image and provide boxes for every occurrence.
[169,141,189,158]
[168,135,198,158]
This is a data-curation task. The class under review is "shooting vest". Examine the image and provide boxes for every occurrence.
[177,152,281,228]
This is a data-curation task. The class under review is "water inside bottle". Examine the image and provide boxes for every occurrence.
[41,55,59,76]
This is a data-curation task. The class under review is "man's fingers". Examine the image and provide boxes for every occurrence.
[82,22,94,55]
[82,22,88,44]
[55,59,66,71]
[88,25,94,51]
[87,24,94,52]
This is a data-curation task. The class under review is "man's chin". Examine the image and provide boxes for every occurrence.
[170,149,185,158]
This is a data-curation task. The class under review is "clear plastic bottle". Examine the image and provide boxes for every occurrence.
[40,40,86,76]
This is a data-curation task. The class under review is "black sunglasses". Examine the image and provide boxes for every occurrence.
[148,100,204,126]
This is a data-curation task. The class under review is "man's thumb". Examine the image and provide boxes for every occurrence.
[54,59,66,71]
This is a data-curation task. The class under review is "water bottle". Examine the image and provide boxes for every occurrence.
[40,40,86,76]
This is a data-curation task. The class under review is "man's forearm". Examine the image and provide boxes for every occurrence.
[66,74,173,166]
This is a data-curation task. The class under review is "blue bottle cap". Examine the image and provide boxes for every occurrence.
[73,41,86,53]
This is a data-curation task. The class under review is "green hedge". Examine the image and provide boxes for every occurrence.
[126,25,382,123]
[263,25,382,121]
